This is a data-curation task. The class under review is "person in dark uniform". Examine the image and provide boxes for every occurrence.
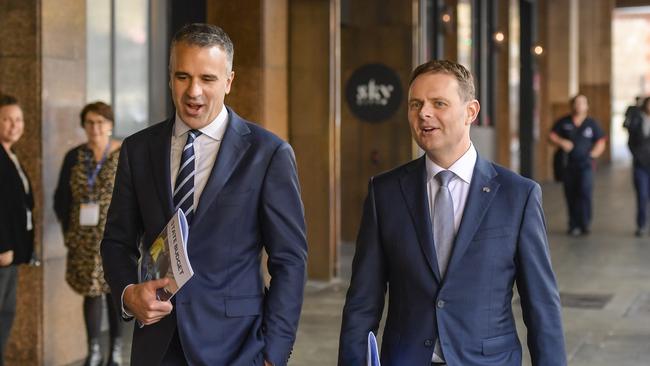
[626,96,650,236]
[549,94,606,236]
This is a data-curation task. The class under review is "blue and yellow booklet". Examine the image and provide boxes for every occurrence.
[139,209,194,301]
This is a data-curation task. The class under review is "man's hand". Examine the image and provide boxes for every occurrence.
[264,360,273,366]
[123,278,174,325]
[0,250,14,267]
[561,140,574,153]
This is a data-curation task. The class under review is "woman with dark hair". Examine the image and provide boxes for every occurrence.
[0,94,34,366]
[627,96,650,236]
[54,102,123,366]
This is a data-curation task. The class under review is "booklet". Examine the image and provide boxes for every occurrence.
[139,209,194,301]
[367,331,381,366]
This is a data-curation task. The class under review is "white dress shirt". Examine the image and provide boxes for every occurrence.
[171,105,229,207]
[426,143,477,236]
[426,143,477,363]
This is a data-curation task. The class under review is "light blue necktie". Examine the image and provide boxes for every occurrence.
[173,129,201,224]
[433,170,455,362]
[434,170,455,277]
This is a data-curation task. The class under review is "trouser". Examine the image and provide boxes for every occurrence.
[83,293,123,341]
[0,266,18,366]
[633,160,650,229]
[161,329,188,366]
[563,164,593,230]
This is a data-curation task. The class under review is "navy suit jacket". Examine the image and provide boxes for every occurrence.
[101,108,308,366]
[339,155,566,366]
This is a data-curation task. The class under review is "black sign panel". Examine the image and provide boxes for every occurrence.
[345,63,403,123]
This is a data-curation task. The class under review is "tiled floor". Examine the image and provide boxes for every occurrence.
[70,163,650,365]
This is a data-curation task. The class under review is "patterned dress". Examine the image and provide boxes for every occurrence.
[63,146,119,296]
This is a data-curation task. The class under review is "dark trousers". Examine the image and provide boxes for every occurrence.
[633,161,650,229]
[83,293,123,342]
[161,329,188,366]
[563,164,593,230]
[0,266,17,366]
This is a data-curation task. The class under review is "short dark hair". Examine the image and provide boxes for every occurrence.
[80,101,114,127]
[409,60,475,101]
[0,94,20,109]
[171,23,234,71]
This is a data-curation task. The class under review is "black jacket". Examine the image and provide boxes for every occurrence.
[627,114,650,168]
[0,146,34,264]
[53,146,81,232]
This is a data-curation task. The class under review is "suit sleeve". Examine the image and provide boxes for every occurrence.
[338,179,388,366]
[54,148,77,234]
[101,140,143,312]
[259,142,308,366]
[515,183,567,366]
[0,159,12,253]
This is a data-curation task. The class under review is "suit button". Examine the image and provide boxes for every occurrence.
[437,300,445,308]
[424,339,433,347]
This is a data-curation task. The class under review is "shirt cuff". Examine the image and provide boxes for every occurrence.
[121,284,135,319]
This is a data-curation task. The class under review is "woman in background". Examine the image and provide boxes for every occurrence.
[54,102,123,366]
[0,94,34,366]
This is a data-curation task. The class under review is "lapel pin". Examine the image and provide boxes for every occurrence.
[482,187,491,193]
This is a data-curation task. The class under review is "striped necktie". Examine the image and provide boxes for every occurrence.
[173,129,201,224]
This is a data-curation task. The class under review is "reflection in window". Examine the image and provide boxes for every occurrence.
[86,0,111,104]
[86,0,150,138]
[114,0,149,137]
[457,0,473,72]
[509,0,520,171]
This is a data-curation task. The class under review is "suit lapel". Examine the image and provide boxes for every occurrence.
[148,119,174,219]
[192,108,251,227]
[446,156,499,275]
[400,156,442,283]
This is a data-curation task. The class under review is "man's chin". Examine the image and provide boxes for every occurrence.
[179,114,209,128]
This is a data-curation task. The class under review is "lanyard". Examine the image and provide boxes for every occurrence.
[86,142,111,192]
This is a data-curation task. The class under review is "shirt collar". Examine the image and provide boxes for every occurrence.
[173,105,229,141]
[426,143,477,184]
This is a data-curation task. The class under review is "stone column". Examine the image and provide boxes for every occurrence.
[0,0,43,362]
[340,0,414,243]
[578,0,614,163]
[289,0,340,280]
[537,0,580,180]
[0,0,87,365]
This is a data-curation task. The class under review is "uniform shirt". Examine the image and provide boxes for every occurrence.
[551,115,605,167]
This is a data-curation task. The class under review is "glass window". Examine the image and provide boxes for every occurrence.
[86,0,150,138]
[114,0,150,137]
[86,0,112,103]
[457,0,473,72]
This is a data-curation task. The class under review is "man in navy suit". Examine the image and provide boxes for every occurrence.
[101,23,307,366]
[338,60,566,366]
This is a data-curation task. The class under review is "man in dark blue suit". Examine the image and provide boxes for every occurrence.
[101,24,307,366]
[338,60,566,366]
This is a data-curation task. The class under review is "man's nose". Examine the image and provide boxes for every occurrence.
[418,103,433,119]
[186,79,202,98]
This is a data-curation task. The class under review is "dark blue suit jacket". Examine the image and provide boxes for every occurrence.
[339,155,566,366]
[101,108,308,366]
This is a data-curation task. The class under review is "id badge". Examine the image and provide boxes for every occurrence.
[79,202,100,226]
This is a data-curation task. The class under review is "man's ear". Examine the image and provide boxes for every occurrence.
[225,71,235,94]
[466,99,481,125]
